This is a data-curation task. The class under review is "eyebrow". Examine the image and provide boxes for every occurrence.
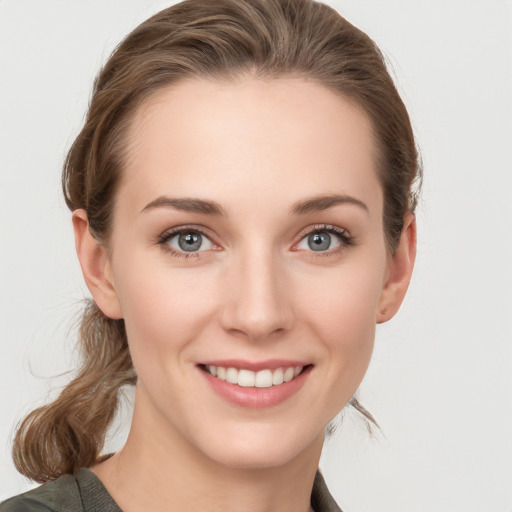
[141,196,227,216]
[290,194,369,215]
[140,193,368,216]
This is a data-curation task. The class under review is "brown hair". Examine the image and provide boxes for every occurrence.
[13,0,421,482]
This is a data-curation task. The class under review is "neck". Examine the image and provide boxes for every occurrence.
[92,389,324,512]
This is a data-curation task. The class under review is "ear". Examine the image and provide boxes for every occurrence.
[376,212,417,324]
[72,209,123,319]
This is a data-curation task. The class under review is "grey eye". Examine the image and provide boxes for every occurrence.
[296,229,343,252]
[179,232,202,251]
[307,232,331,251]
[168,231,214,252]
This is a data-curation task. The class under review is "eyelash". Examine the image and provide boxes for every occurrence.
[157,225,216,260]
[157,224,354,260]
[294,224,354,257]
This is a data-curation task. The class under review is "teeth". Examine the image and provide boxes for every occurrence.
[205,365,304,388]
[226,367,238,384]
[255,369,273,388]
[283,367,295,382]
[272,367,284,385]
[238,369,255,387]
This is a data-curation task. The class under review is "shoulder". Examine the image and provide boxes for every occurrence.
[0,469,121,512]
[0,474,82,512]
[311,471,343,512]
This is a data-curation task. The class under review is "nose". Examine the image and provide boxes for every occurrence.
[219,246,294,342]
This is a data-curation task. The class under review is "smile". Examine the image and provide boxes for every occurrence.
[199,361,312,408]
[204,365,304,388]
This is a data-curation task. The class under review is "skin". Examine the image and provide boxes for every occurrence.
[73,76,416,512]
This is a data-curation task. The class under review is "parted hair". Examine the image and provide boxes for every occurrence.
[13,0,421,482]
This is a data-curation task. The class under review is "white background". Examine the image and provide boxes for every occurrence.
[1,1,511,510]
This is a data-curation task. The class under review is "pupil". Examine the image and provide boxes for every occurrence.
[308,232,330,251]
[178,232,202,251]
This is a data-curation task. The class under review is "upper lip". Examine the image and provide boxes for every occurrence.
[198,359,311,372]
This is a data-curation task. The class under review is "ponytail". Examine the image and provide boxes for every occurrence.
[12,300,135,482]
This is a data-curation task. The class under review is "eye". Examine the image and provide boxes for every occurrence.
[159,227,215,257]
[295,225,352,253]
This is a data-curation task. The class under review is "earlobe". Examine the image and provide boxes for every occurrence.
[376,212,417,324]
[72,209,123,319]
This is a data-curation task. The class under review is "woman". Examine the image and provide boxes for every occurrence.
[1,0,419,510]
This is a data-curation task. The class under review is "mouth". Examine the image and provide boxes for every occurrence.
[197,359,313,408]
[200,364,310,388]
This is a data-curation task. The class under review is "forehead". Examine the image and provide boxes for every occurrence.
[119,76,382,218]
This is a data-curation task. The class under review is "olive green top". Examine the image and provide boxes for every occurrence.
[1,469,342,512]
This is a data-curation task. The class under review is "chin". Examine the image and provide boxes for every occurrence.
[196,422,323,470]
[208,446,299,470]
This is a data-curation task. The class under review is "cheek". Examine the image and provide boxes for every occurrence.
[112,255,219,363]
[296,257,385,394]
[302,264,384,340]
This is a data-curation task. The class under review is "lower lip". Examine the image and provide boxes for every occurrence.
[199,366,312,409]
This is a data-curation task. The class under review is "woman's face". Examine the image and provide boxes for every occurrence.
[97,77,398,469]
